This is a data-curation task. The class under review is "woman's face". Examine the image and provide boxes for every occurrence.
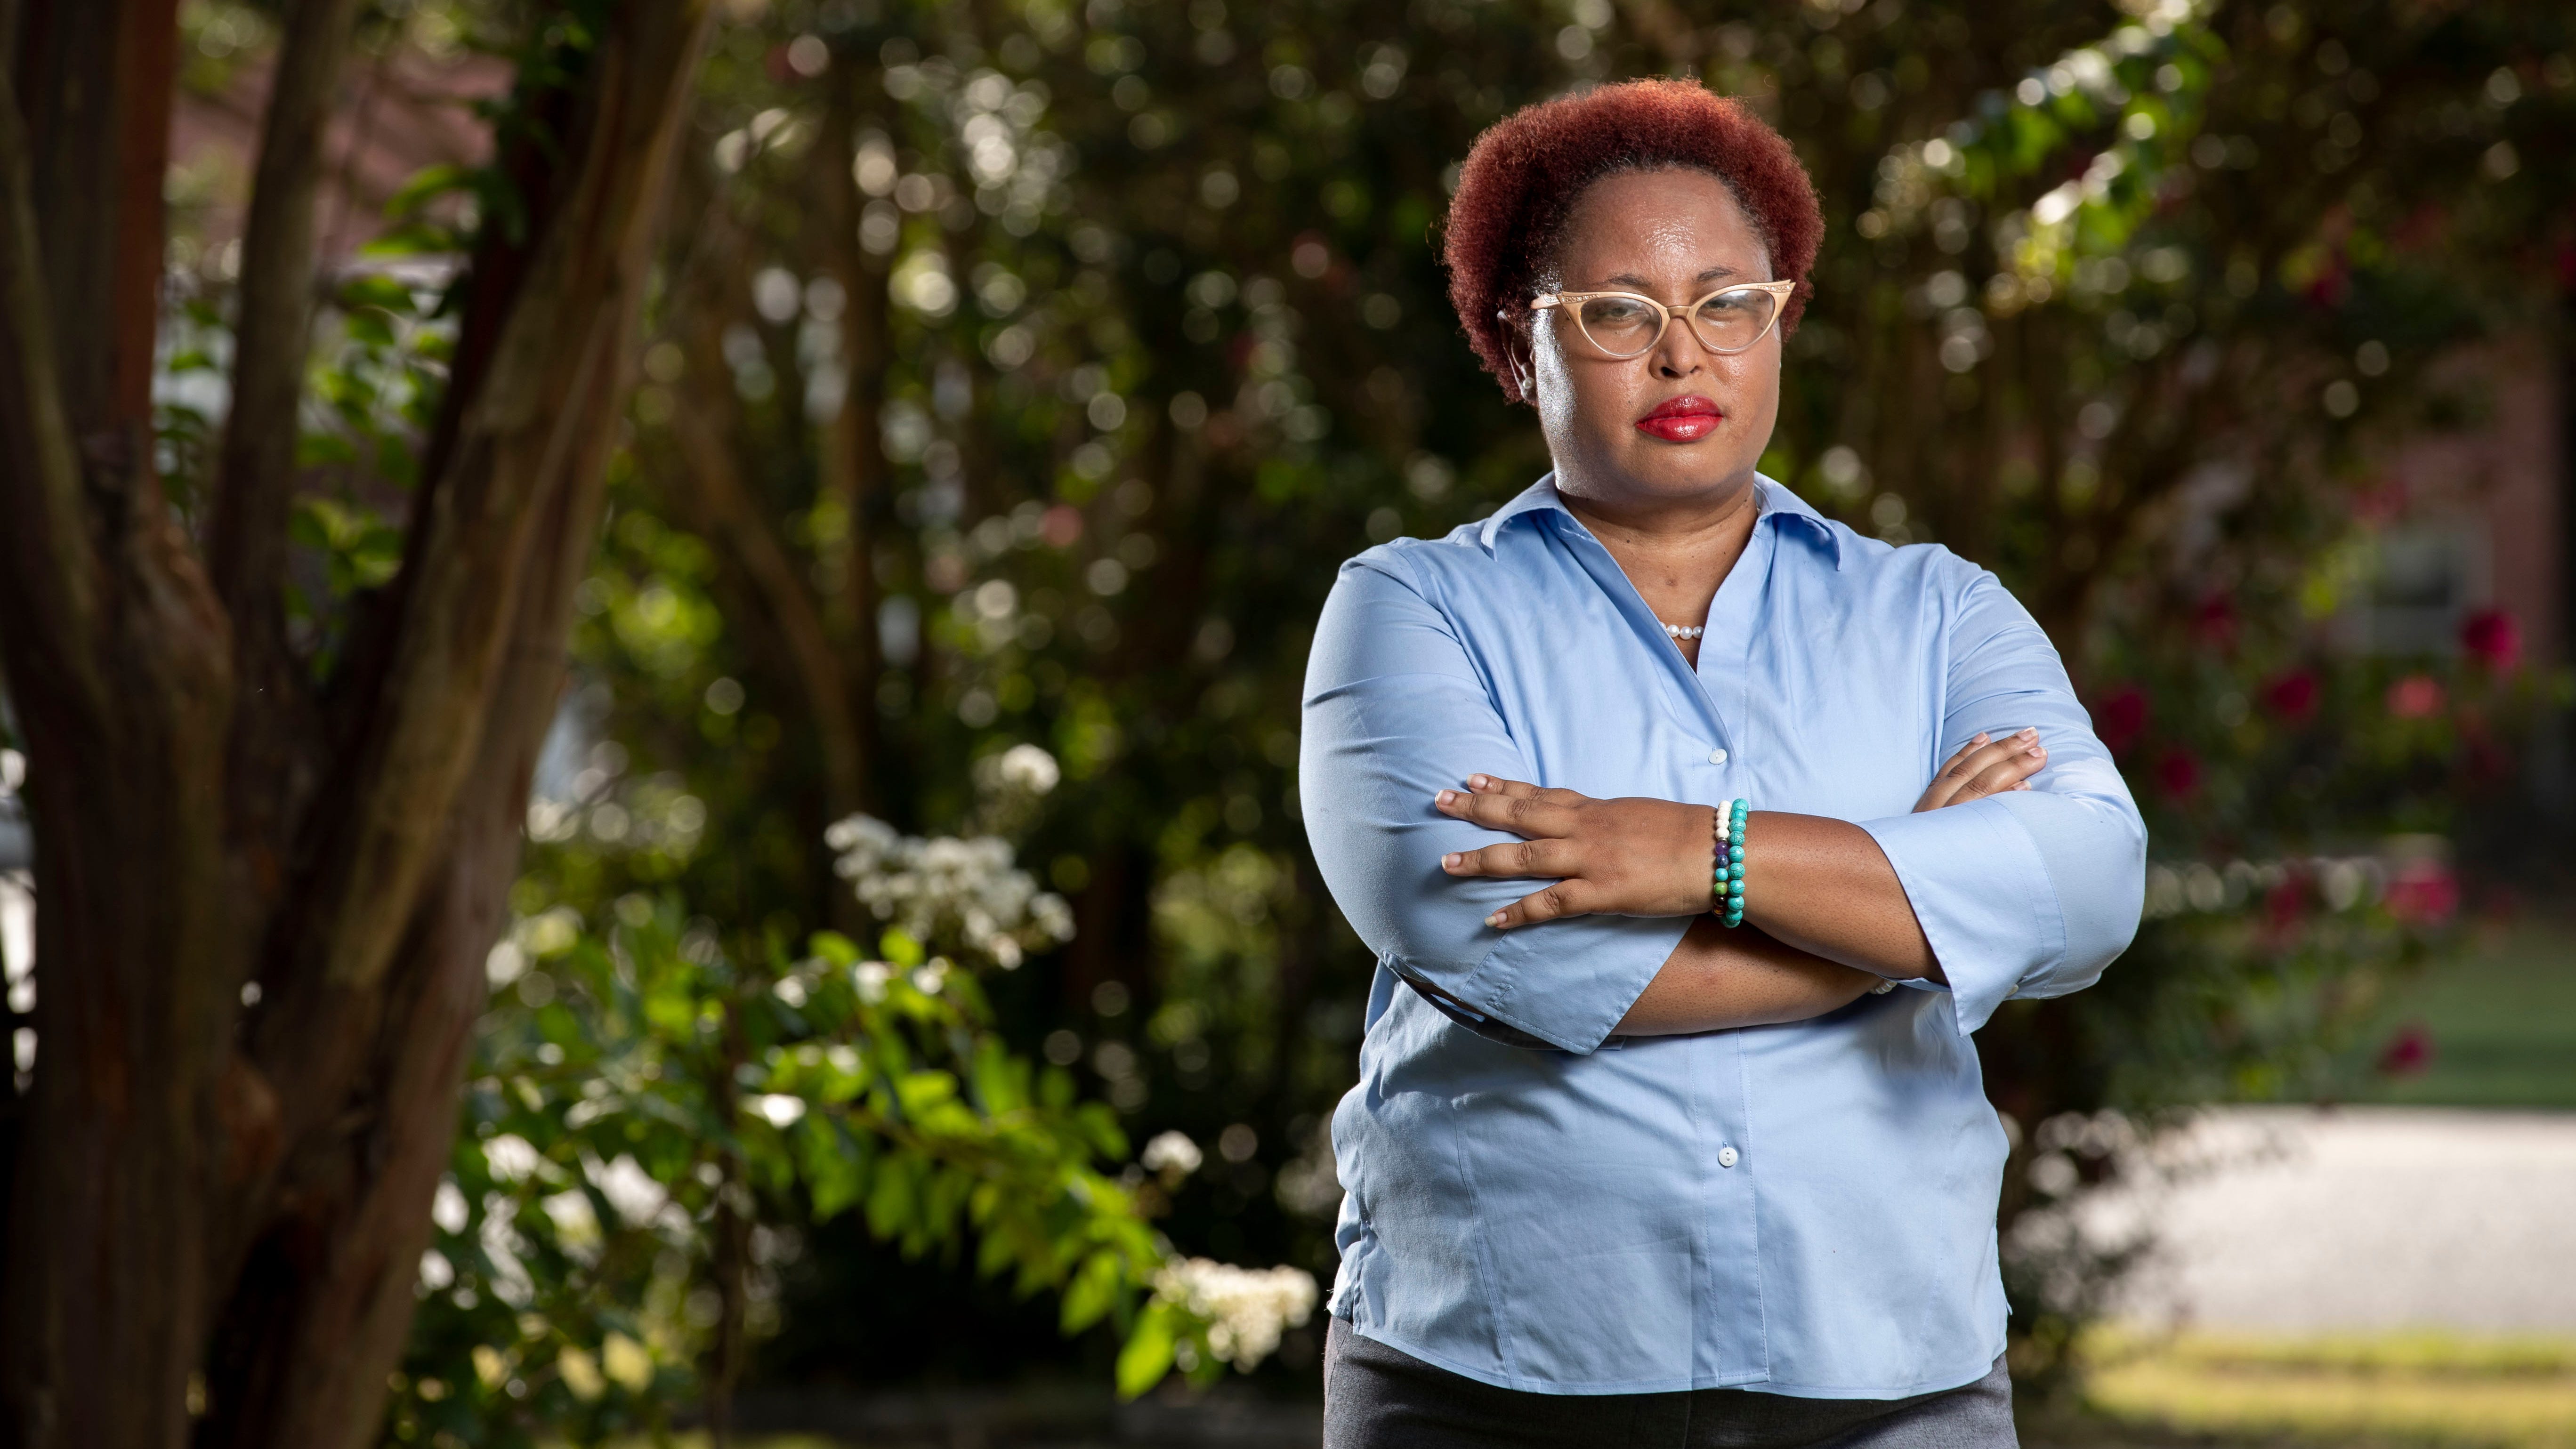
[1513,167,1781,511]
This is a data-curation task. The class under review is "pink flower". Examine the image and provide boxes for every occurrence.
[2387,674,2444,719]
[2386,860,2460,924]
[1041,505,1085,548]
[2460,609,2521,671]
[2155,747,2201,800]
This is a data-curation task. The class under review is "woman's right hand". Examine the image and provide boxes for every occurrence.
[1913,728,2046,813]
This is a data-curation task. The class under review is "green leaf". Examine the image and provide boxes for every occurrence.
[976,1224,1018,1280]
[865,1153,917,1239]
[1114,1301,1178,1401]
[359,220,465,258]
[346,309,398,349]
[1058,1248,1123,1333]
[295,431,357,470]
[289,500,336,551]
[336,274,418,314]
[382,162,477,221]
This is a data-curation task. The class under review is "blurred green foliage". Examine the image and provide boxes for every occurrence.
[136,0,2576,1426]
[519,0,2572,1395]
[385,873,1233,1446]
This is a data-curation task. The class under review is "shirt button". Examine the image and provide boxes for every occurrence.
[1707,748,1729,765]
[1717,1146,1740,1168]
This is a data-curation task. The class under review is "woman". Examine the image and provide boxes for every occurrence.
[1299,80,2145,1448]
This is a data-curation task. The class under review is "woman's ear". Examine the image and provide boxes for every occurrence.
[1498,313,1536,399]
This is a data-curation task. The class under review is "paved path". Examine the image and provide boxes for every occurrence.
[2086,1106,2576,1333]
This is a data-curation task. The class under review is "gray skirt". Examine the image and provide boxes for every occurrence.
[1323,1318,2017,1449]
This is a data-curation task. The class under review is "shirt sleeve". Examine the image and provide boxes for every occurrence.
[1299,551,1689,1055]
[1856,565,2147,1036]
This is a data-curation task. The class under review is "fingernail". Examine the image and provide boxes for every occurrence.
[1442,853,1461,869]
[1467,774,1489,789]
[1972,732,1990,744]
[2017,727,2039,740]
[1485,912,1506,928]
[2013,781,2032,791]
[1436,790,1457,806]
[2028,744,2046,757]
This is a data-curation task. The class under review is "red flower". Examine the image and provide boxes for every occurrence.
[2093,685,2149,756]
[2387,674,2444,719]
[2194,594,2238,651]
[2264,875,2312,931]
[2255,874,2314,952]
[2375,1022,2435,1078]
[2460,609,2521,671]
[2155,747,2201,800]
[2304,256,2351,308]
[2263,670,2320,723]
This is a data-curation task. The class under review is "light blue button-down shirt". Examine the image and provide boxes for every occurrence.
[1300,475,2144,1398]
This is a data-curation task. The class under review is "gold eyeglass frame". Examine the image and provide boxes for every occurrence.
[1528,279,1799,360]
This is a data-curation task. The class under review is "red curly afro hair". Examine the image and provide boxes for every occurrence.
[1444,80,1824,405]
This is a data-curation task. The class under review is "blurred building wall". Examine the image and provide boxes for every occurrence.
[2363,331,2562,667]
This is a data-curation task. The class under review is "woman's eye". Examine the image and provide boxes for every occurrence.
[1583,299,1653,326]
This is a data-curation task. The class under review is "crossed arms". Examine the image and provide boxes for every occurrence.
[1298,555,2147,1053]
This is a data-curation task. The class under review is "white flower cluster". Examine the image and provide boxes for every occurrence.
[1140,1130,1203,1177]
[824,814,1074,969]
[1150,1258,1318,1369]
[974,741,1062,797]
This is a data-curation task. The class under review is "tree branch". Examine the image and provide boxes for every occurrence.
[202,231,649,1449]
[815,69,887,795]
[210,0,365,700]
[282,0,714,1006]
[666,384,865,819]
[0,56,105,716]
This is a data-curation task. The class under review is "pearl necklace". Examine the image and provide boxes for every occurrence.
[1661,622,1704,641]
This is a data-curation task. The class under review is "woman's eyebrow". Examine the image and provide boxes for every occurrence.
[1597,264,1745,290]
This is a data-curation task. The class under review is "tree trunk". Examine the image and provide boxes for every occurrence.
[0,5,716,1448]
[814,64,888,813]
[0,7,231,1446]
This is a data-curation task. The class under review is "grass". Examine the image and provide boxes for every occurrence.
[2032,1330,2576,1449]
[2349,917,2576,1111]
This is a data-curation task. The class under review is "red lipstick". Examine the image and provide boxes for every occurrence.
[1636,394,1723,442]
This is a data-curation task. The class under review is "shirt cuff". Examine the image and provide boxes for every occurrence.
[1443,911,1693,1054]
[1857,797,2065,1035]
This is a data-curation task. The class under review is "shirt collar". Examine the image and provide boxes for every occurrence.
[1477,472,1845,569]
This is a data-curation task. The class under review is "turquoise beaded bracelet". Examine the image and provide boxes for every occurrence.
[1713,798,1749,926]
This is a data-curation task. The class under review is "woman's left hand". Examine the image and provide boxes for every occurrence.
[1433,776,1712,928]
